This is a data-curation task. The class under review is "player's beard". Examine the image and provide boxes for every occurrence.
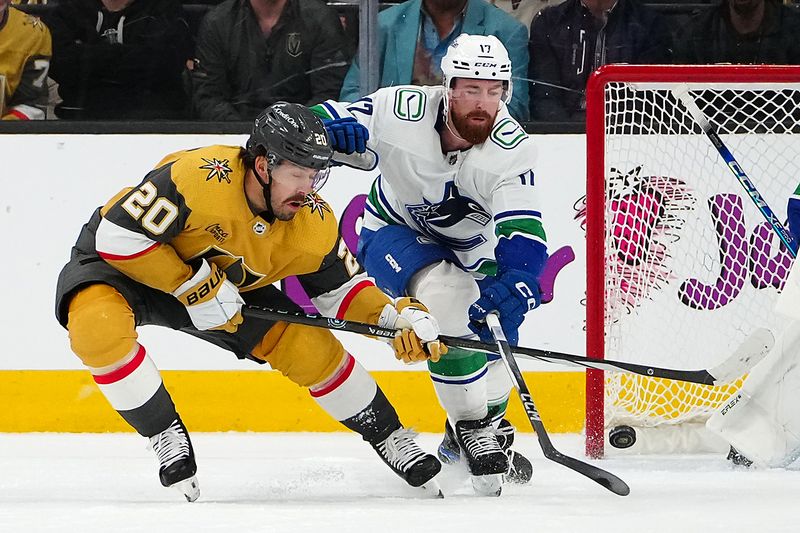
[450,108,495,145]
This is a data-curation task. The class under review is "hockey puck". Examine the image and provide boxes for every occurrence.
[609,425,637,449]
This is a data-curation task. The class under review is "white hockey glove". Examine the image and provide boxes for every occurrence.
[172,259,244,333]
[378,297,447,364]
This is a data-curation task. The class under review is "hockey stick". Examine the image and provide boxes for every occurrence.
[672,84,798,258]
[485,313,630,496]
[241,306,773,386]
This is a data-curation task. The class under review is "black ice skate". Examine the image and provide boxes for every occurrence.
[454,416,508,470]
[149,417,200,502]
[371,427,442,494]
[439,418,532,484]
[495,419,534,484]
[436,419,461,465]
[453,416,509,496]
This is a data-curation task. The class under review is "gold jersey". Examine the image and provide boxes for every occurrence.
[89,145,389,323]
[0,6,51,120]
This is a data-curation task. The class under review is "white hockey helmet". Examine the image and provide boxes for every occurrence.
[441,34,513,109]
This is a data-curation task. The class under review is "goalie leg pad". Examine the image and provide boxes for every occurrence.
[706,391,792,467]
[706,320,800,467]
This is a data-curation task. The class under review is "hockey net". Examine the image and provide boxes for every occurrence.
[584,65,800,458]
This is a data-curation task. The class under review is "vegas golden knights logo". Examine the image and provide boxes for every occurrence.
[287,33,302,58]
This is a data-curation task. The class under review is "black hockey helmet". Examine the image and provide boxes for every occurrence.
[246,102,333,171]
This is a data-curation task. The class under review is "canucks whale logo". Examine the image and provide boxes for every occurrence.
[406,182,490,251]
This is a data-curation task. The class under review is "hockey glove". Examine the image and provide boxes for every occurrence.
[468,269,541,346]
[172,259,244,333]
[323,117,368,155]
[378,297,448,363]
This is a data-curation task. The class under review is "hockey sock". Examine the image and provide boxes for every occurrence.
[428,347,489,422]
[310,353,401,443]
[487,400,510,426]
[89,344,178,437]
[486,358,512,427]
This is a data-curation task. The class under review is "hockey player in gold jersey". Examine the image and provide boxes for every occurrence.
[55,102,447,501]
[0,0,51,120]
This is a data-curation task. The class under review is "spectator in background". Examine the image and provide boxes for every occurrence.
[529,0,672,121]
[48,0,191,120]
[489,0,565,34]
[676,0,800,64]
[191,0,350,121]
[0,0,51,120]
[339,0,530,121]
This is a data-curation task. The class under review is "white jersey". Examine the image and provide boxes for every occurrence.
[317,85,546,276]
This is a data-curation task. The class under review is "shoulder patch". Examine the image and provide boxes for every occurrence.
[490,118,527,150]
[393,88,427,122]
[304,192,332,220]
[199,157,233,183]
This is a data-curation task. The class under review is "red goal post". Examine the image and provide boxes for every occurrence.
[584,65,800,458]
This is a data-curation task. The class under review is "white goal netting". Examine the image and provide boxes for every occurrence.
[586,67,800,454]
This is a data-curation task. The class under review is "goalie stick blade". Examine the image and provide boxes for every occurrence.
[709,327,775,385]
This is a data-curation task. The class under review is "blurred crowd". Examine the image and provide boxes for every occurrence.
[2,0,799,122]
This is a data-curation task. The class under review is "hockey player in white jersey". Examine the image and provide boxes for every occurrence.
[705,193,800,469]
[312,34,547,494]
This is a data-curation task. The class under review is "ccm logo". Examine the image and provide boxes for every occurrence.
[474,62,497,67]
[385,254,402,273]
[515,282,538,311]
[185,269,222,305]
[519,393,541,421]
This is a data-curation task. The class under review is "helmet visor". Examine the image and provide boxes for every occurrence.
[311,167,331,193]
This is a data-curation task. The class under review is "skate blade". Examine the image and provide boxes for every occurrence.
[171,475,200,502]
[471,474,503,497]
[420,477,444,499]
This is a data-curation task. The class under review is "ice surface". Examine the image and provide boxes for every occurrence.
[1,432,797,532]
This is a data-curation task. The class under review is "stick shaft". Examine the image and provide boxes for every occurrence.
[485,314,630,496]
[674,86,797,257]
[242,306,735,385]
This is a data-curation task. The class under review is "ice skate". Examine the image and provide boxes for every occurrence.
[149,417,200,502]
[495,419,533,484]
[372,427,443,497]
[437,419,461,465]
[440,418,529,492]
[452,416,508,496]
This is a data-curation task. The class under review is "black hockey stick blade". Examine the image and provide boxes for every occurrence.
[486,314,630,496]
[545,448,630,496]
